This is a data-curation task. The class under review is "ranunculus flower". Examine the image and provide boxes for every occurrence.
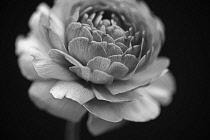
[16,0,176,136]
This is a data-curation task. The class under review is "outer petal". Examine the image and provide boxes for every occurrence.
[49,12,65,44]
[29,3,51,51]
[29,80,86,122]
[30,47,77,81]
[83,99,123,122]
[116,89,160,122]
[16,35,42,80]
[17,54,41,80]
[87,114,125,136]
[52,0,80,23]
[50,80,95,104]
[145,72,176,106]
[92,85,142,103]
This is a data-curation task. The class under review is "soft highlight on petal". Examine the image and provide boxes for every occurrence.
[50,80,95,104]
[29,80,86,122]
[116,89,160,122]
[145,72,176,106]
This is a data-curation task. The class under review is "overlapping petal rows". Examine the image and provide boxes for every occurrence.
[16,0,175,136]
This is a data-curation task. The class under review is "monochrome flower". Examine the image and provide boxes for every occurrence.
[16,0,175,135]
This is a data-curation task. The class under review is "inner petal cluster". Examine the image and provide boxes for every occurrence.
[61,2,149,84]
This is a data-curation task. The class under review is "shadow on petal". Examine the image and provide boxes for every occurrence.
[87,113,126,136]
[83,98,123,122]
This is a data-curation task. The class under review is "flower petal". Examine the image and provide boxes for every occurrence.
[29,3,51,50]
[70,66,114,84]
[145,72,176,106]
[107,62,129,79]
[92,84,142,103]
[50,81,95,104]
[116,89,160,122]
[15,35,44,80]
[29,4,52,51]
[108,54,138,71]
[87,114,125,136]
[83,99,123,122]
[87,56,111,72]
[49,12,65,44]
[29,80,86,122]
[47,27,67,53]
[101,34,115,43]
[15,35,41,55]
[66,22,93,42]
[48,49,72,66]
[107,57,169,95]
[18,54,41,80]
[68,37,107,65]
[105,43,123,56]
[30,47,77,81]
[115,42,128,52]
[49,49,83,67]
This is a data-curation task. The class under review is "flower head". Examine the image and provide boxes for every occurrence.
[16,0,175,135]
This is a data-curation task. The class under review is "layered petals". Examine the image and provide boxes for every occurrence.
[16,0,176,136]
[30,47,77,81]
[106,57,170,95]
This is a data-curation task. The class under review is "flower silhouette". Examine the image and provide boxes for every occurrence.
[16,0,175,135]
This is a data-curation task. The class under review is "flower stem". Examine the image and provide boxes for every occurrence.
[65,121,80,140]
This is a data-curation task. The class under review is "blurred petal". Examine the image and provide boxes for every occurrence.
[145,72,176,106]
[116,89,160,122]
[29,3,51,51]
[15,35,41,55]
[18,54,41,80]
[29,80,86,122]
[49,12,65,43]
[52,0,79,23]
[30,47,77,81]
[15,35,43,80]
[87,114,125,136]
[84,99,123,122]
[50,80,95,104]
[107,57,169,95]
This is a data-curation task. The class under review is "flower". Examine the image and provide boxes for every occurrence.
[16,0,176,136]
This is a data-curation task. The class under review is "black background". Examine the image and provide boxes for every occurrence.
[1,0,209,140]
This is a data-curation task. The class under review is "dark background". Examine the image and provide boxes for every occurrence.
[1,0,209,139]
